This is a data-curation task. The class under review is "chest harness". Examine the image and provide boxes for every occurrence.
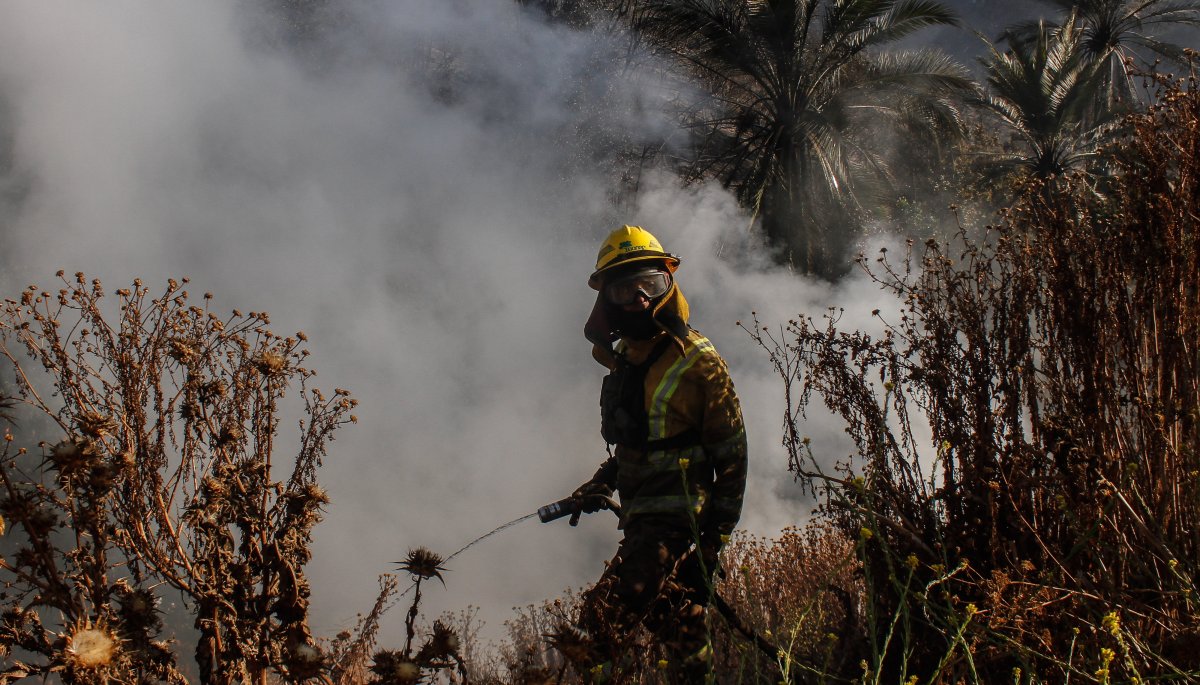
[600,336,702,451]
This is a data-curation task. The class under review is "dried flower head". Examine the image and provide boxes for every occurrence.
[77,411,118,439]
[417,620,460,660]
[179,400,201,420]
[544,622,592,665]
[369,650,422,684]
[300,483,330,506]
[65,623,118,668]
[49,438,103,476]
[396,547,447,582]
[254,350,288,376]
[201,475,229,501]
[283,483,329,520]
[123,587,158,616]
[168,338,199,364]
[199,379,227,403]
[217,424,244,447]
[285,640,326,680]
[291,642,322,665]
[111,449,136,473]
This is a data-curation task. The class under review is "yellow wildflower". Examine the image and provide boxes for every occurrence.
[1101,611,1120,637]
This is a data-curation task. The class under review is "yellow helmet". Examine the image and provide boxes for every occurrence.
[588,225,680,290]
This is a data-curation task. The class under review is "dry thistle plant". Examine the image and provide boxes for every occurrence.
[327,547,465,685]
[325,549,467,685]
[0,275,356,685]
[749,67,1200,682]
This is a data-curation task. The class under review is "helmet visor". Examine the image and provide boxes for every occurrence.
[604,270,671,305]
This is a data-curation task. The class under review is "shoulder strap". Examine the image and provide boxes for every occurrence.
[644,427,702,451]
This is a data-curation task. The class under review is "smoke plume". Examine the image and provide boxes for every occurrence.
[0,0,895,642]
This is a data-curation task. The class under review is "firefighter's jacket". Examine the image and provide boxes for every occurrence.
[584,283,748,536]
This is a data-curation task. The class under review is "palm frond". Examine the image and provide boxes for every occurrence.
[849,50,976,95]
[867,0,960,45]
[1122,33,1196,63]
[1139,2,1200,26]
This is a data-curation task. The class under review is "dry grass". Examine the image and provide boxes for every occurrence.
[713,523,863,682]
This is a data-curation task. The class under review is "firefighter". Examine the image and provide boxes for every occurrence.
[572,225,748,682]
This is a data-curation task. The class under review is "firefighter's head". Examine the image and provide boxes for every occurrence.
[590,226,680,338]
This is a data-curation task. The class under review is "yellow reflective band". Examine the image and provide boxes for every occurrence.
[647,338,714,440]
[646,445,704,468]
[620,447,705,481]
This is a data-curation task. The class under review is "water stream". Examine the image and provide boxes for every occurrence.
[444,512,539,564]
[393,511,541,599]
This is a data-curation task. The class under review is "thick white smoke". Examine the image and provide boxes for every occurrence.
[0,0,897,645]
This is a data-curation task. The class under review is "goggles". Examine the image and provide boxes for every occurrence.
[604,269,671,305]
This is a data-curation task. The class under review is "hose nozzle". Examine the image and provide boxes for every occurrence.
[537,494,620,526]
[537,496,580,523]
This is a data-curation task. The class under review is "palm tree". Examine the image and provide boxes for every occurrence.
[631,0,974,277]
[1014,0,1200,110]
[976,18,1114,180]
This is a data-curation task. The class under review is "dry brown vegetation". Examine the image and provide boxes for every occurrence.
[747,68,1200,682]
[0,275,356,684]
[0,277,483,685]
[713,524,862,681]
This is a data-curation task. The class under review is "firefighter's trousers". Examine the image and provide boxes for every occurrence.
[577,521,714,683]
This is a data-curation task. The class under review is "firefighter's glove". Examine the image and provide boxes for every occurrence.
[571,480,613,514]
